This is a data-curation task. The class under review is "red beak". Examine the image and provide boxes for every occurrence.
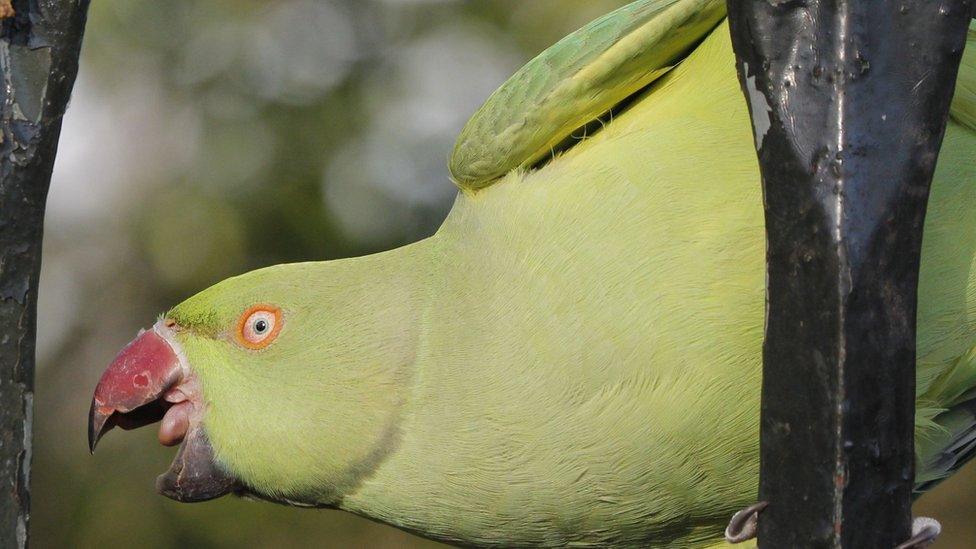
[88,328,182,453]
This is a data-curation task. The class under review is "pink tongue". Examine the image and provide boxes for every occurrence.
[158,401,190,447]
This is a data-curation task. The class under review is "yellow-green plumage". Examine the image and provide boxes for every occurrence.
[449,0,726,189]
[164,2,976,547]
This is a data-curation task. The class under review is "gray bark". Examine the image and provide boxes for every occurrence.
[0,1,90,547]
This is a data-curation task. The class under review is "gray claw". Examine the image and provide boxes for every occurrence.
[894,517,941,549]
[724,501,768,544]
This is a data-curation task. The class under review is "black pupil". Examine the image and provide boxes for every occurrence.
[254,319,268,333]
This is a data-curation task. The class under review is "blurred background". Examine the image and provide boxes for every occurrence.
[32,0,976,547]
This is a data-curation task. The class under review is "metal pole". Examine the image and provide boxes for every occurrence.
[0,1,90,547]
[726,1,972,547]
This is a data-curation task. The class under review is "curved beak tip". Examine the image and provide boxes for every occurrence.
[88,399,109,454]
[85,324,235,504]
[88,327,182,455]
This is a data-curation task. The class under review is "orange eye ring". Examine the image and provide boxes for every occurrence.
[235,304,283,350]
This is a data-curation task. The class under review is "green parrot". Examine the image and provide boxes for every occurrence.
[88,1,976,547]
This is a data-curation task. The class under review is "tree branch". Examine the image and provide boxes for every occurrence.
[0,1,90,547]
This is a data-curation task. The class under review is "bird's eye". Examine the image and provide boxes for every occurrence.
[236,305,282,350]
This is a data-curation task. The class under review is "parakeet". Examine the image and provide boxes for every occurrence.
[88,1,976,547]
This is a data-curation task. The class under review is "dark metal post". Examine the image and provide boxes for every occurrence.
[0,1,90,546]
[726,2,972,547]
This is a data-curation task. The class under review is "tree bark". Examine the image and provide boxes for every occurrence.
[726,1,972,547]
[0,1,90,547]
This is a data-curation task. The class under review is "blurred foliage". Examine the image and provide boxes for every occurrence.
[31,0,976,547]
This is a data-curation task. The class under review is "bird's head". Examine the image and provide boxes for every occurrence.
[88,261,417,506]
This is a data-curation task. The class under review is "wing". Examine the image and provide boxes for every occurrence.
[448,0,727,191]
[916,347,976,495]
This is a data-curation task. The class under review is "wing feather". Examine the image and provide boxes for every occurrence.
[449,0,726,190]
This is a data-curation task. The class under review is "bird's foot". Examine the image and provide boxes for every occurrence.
[894,517,941,549]
[724,501,768,544]
[724,504,937,548]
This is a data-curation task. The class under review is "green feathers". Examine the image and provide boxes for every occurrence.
[452,13,976,189]
[159,8,976,549]
[166,255,430,505]
[448,0,726,189]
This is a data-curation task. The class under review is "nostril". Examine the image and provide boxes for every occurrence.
[164,319,177,329]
